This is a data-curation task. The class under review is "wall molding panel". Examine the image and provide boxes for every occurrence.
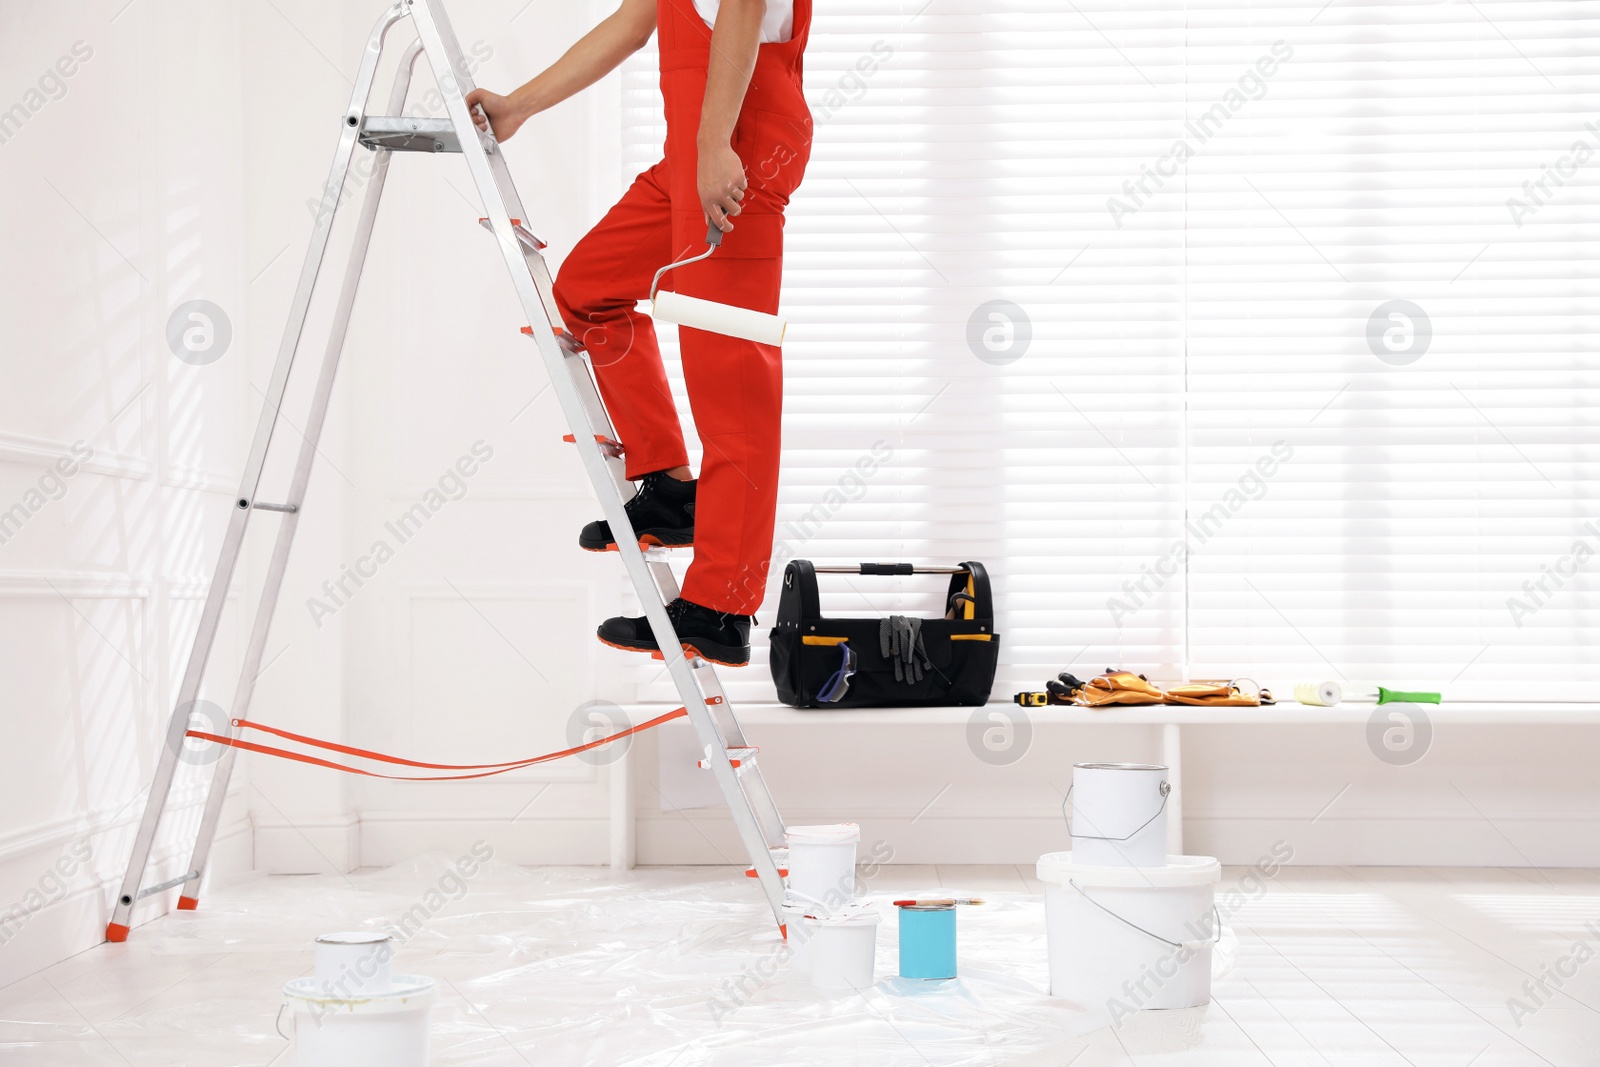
[0,429,151,481]
[0,570,151,599]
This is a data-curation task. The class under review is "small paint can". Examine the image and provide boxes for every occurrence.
[896,903,957,980]
[314,932,394,997]
[1068,763,1170,868]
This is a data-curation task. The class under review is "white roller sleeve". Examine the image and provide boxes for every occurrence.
[652,290,787,346]
[1293,680,1343,707]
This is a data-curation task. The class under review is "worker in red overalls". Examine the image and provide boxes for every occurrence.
[469,0,811,667]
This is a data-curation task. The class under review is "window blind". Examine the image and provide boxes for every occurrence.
[618,0,1599,702]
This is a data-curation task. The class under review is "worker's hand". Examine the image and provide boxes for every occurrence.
[697,140,746,232]
[464,88,527,142]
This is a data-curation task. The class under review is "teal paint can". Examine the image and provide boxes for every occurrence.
[896,903,957,979]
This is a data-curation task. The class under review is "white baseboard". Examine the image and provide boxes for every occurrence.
[358,816,611,868]
[0,818,252,989]
[253,813,360,874]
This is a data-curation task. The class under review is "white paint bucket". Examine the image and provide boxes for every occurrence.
[1036,853,1219,1011]
[785,823,859,913]
[1068,763,1170,868]
[802,905,881,990]
[314,932,393,997]
[283,974,434,1067]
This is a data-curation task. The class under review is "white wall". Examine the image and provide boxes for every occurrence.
[212,0,631,872]
[0,0,254,985]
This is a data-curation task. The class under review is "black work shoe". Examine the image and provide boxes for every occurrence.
[579,470,696,552]
[596,597,753,667]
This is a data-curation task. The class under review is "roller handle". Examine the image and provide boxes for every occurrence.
[1377,687,1442,705]
[859,563,916,575]
[649,225,725,303]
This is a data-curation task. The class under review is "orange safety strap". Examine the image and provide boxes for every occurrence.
[184,707,687,782]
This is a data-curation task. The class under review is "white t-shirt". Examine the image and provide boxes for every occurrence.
[692,0,794,43]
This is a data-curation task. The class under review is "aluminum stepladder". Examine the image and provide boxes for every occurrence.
[106,0,790,943]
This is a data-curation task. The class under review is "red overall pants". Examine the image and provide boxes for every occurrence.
[553,0,813,616]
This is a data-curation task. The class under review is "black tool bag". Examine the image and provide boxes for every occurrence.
[769,561,1000,708]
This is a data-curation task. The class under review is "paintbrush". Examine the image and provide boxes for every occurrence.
[892,898,985,907]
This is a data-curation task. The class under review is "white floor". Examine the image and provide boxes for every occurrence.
[2,863,1597,1065]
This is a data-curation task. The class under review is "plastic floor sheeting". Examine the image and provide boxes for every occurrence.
[146,857,1116,1065]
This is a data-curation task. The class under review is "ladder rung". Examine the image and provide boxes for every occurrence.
[358,116,461,153]
[523,326,587,361]
[746,846,789,879]
[561,432,625,458]
[700,746,758,770]
[136,870,200,899]
[250,501,298,514]
[478,216,546,250]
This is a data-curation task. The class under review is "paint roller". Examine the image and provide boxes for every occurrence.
[649,224,788,345]
[1292,682,1442,707]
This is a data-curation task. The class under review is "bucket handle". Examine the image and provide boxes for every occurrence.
[1061,780,1170,843]
[274,1002,289,1041]
[1067,878,1221,950]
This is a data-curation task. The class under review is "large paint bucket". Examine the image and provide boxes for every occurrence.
[1068,763,1170,867]
[1036,852,1219,1011]
[781,903,813,971]
[802,904,881,989]
[896,903,957,980]
[785,823,859,912]
[283,974,435,1067]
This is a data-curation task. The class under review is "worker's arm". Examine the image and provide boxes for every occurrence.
[465,0,656,142]
[697,0,765,232]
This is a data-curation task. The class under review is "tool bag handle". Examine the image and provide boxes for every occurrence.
[776,560,993,626]
[777,559,822,628]
[811,563,970,576]
[948,561,993,625]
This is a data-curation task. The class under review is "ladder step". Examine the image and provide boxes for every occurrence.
[745,865,789,878]
[561,432,625,458]
[478,216,546,251]
[358,116,460,153]
[700,746,758,770]
[249,501,298,514]
[522,326,587,361]
[745,846,790,879]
